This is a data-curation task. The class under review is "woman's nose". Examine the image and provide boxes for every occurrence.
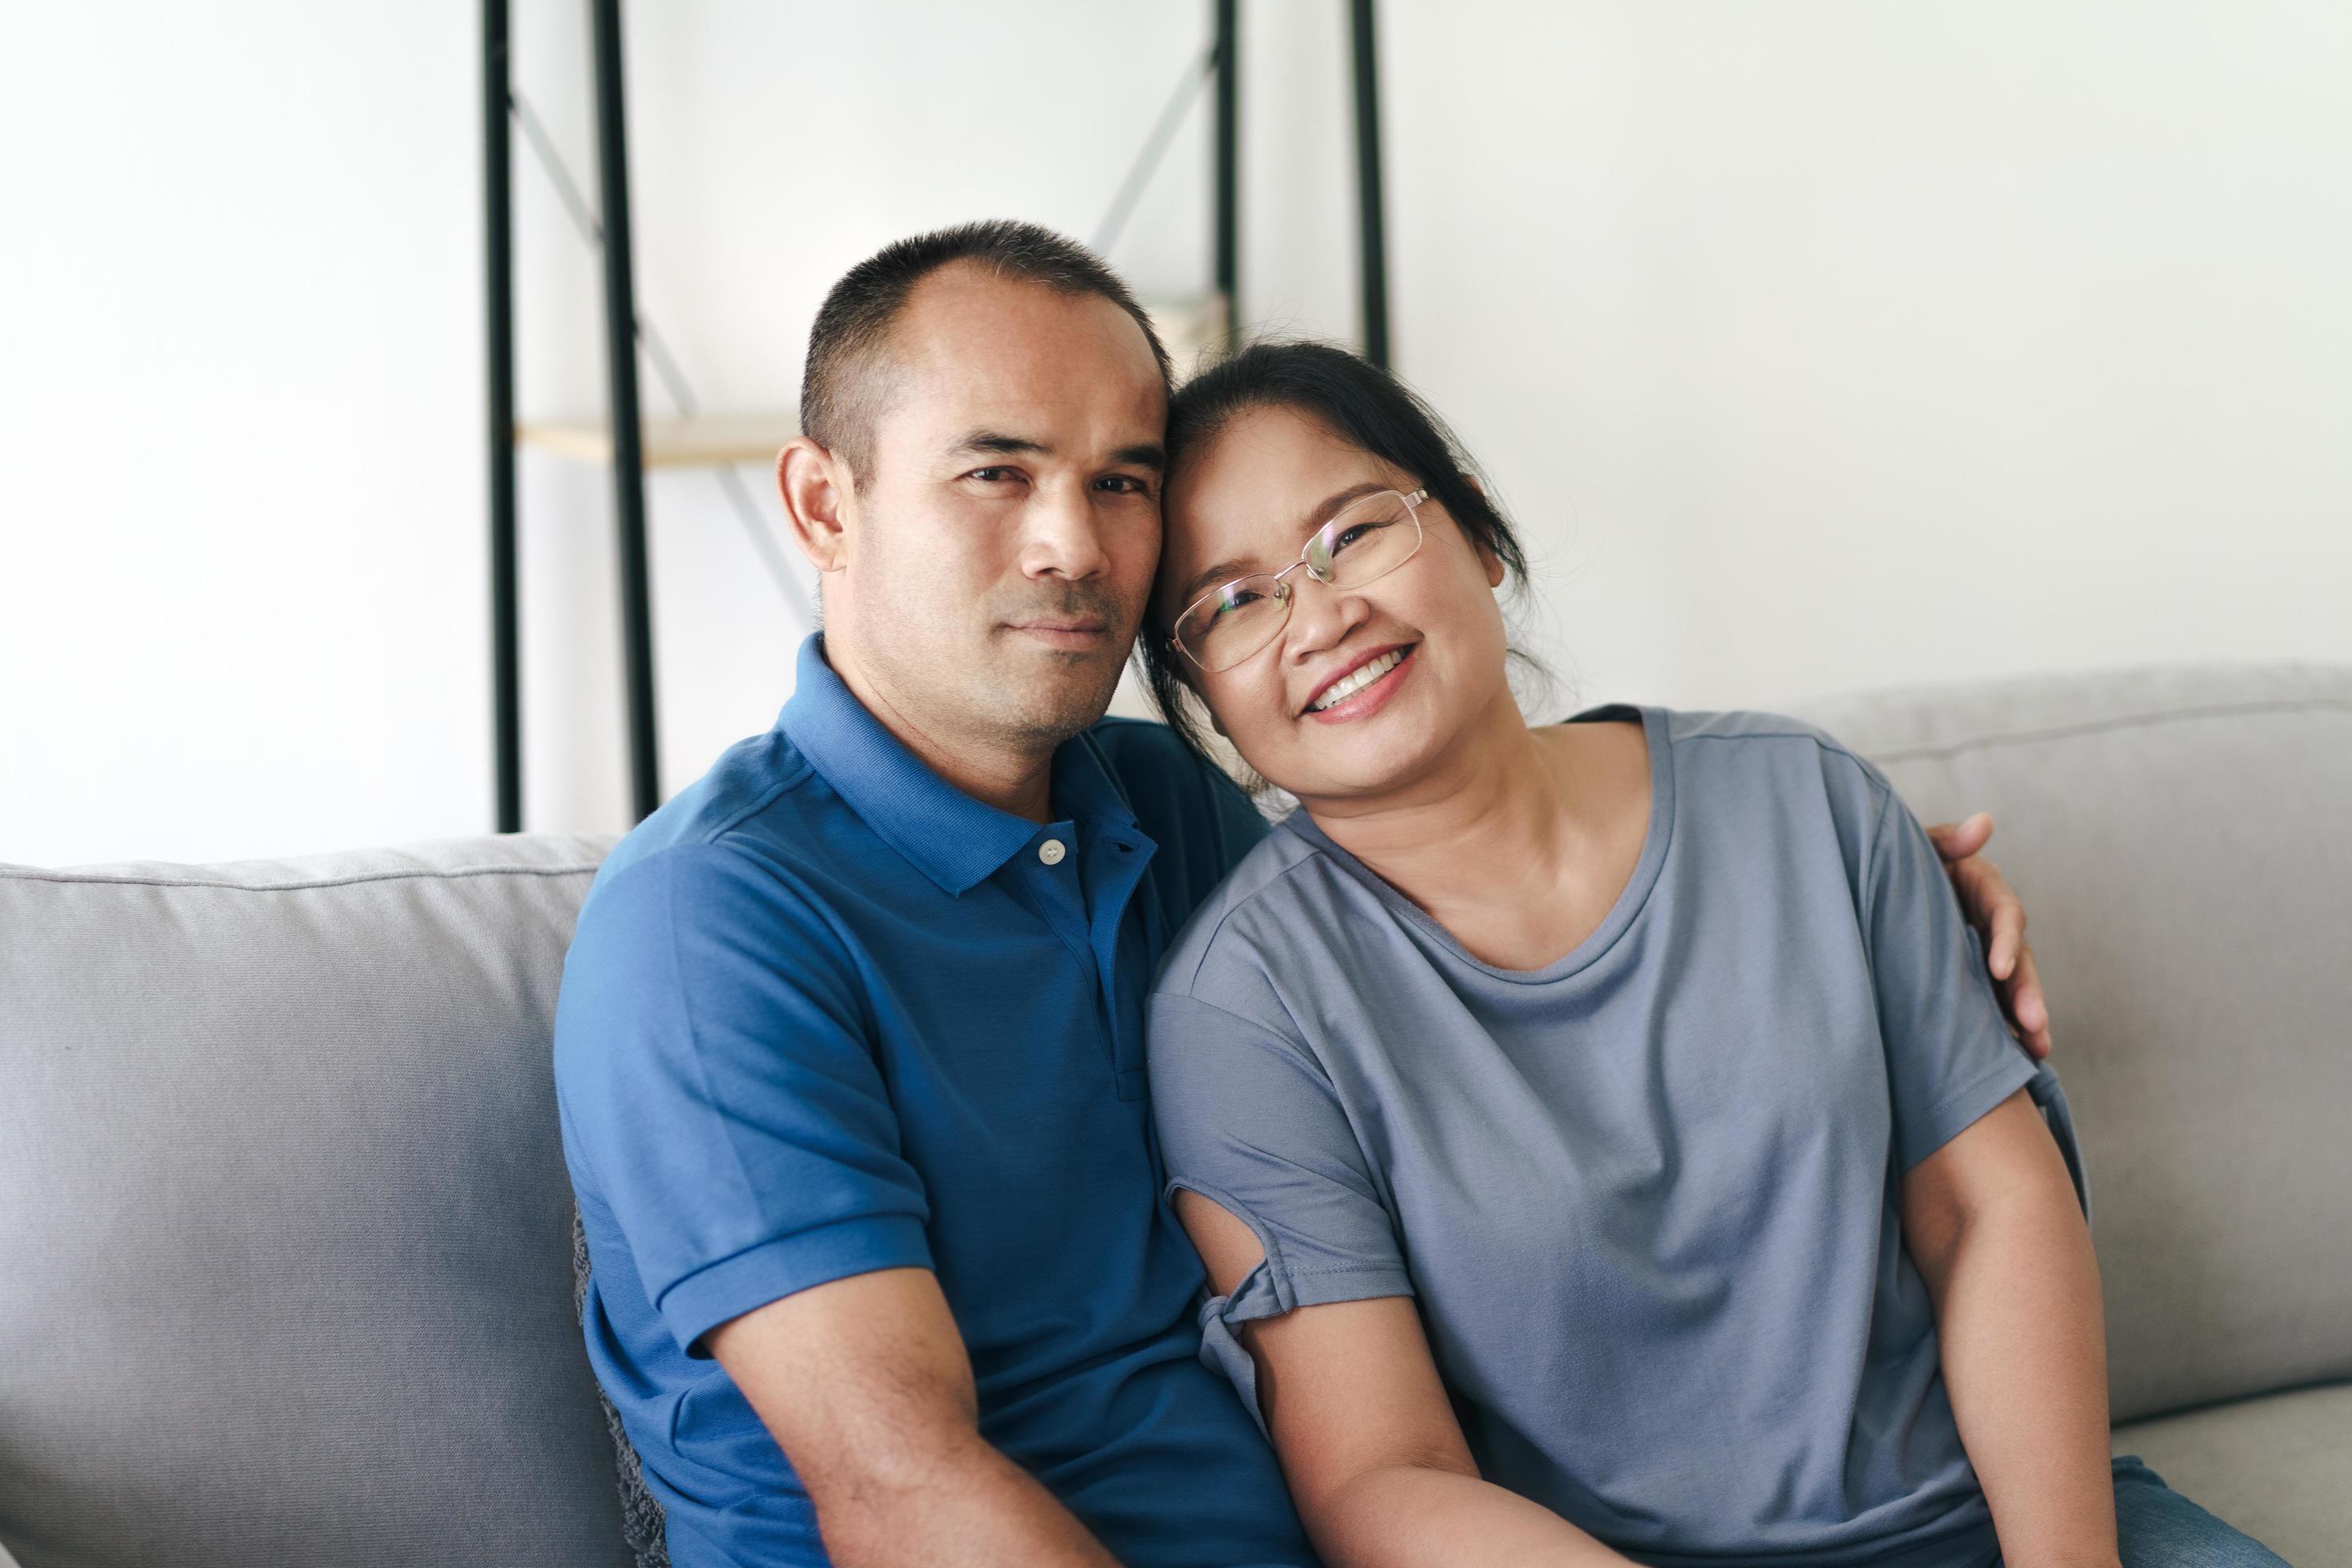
[1282,573,1365,658]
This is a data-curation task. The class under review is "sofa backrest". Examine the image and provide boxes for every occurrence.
[0,834,628,1568]
[4,664,2346,1566]
[1789,662,2352,1422]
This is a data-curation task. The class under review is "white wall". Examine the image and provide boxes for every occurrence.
[4,2,2346,868]
[1382,2,2352,714]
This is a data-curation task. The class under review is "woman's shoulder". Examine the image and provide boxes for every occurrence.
[1632,702,1895,814]
[1151,821,1332,1014]
[1646,710,1900,893]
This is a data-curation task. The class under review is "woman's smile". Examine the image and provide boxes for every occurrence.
[1302,641,1418,722]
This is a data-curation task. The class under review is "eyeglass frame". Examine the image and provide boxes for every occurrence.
[1166,486,1430,671]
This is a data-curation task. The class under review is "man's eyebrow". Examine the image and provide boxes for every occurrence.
[1169,481,1394,608]
[946,432,1166,472]
[949,430,1050,458]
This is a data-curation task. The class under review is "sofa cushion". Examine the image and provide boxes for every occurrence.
[1788,664,2352,1422]
[2111,1380,2352,1565]
[0,835,627,1568]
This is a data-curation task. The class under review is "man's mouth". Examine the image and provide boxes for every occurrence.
[1006,619,1112,650]
[1304,642,1416,714]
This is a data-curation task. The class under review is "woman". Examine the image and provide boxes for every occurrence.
[1139,342,2284,1567]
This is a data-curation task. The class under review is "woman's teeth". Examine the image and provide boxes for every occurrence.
[1310,648,1405,712]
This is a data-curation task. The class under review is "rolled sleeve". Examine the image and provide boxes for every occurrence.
[554,844,932,1356]
[1147,991,1411,1315]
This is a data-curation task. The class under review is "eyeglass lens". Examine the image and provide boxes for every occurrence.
[1177,490,1423,671]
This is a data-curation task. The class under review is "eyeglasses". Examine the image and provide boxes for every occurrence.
[1170,487,1429,672]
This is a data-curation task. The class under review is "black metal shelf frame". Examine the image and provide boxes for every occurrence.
[482,1,1390,830]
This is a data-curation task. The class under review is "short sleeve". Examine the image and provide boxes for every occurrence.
[1146,991,1411,1314]
[554,845,931,1358]
[1858,775,2041,1174]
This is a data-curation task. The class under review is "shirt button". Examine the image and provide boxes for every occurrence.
[1038,838,1067,866]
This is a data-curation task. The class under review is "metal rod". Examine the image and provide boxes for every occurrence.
[590,0,662,821]
[1091,44,1218,258]
[483,0,522,833]
[1214,0,1239,349]
[1349,0,1390,369]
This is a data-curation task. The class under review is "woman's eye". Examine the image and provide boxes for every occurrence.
[1214,589,1262,617]
[1331,522,1381,553]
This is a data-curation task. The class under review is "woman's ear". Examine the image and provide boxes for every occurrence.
[1458,472,1507,589]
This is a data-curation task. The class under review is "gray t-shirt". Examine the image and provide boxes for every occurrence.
[1146,704,2086,1568]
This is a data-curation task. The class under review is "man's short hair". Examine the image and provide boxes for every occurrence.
[798,220,1172,485]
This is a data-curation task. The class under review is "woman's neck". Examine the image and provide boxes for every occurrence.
[1300,689,1620,938]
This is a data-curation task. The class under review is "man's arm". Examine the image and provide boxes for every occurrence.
[1902,1090,2115,1568]
[1174,1193,1632,1568]
[706,1267,1118,1568]
[1926,813,2054,1058]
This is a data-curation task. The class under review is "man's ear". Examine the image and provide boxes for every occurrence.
[777,436,851,574]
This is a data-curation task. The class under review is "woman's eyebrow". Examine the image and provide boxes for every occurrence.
[1174,557,1254,606]
[1170,481,1398,606]
[1307,480,1390,529]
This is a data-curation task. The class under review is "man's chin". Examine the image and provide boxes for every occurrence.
[986,662,1126,746]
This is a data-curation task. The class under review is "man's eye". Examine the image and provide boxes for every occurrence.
[1097,474,1154,497]
[966,467,1018,483]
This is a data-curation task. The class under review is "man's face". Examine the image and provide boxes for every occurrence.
[823,266,1167,754]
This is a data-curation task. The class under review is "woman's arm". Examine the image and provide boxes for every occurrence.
[1174,1191,1633,1568]
[1900,1090,2117,1568]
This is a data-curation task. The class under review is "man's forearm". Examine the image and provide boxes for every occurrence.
[708,1271,1121,1568]
[805,1423,1118,1568]
[1928,1195,2117,1568]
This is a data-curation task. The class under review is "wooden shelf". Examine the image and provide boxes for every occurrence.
[516,410,800,469]
[1145,292,1230,372]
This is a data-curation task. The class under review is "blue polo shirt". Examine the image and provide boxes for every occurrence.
[553,634,1314,1568]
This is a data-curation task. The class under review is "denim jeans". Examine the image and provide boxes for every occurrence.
[1994,1454,2292,1566]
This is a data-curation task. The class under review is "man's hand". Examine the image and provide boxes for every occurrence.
[1926,812,2054,1059]
[706,1268,1118,1568]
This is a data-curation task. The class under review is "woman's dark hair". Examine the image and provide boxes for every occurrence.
[1138,338,1547,778]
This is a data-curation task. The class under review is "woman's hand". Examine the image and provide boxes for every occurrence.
[1927,812,2054,1058]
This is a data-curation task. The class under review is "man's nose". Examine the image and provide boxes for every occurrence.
[1019,482,1112,581]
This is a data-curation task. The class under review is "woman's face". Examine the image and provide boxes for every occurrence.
[1156,404,1514,804]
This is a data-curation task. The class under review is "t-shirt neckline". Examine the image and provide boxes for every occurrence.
[1278,702,1677,985]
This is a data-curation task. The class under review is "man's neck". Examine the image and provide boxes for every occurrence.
[822,640,1059,824]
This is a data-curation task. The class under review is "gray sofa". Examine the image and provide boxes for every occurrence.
[3,663,2346,1567]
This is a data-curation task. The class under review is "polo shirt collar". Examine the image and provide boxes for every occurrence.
[778,634,1139,896]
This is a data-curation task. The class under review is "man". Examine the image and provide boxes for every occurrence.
[553,220,2052,1568]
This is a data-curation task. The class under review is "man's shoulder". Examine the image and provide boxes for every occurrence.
[578,725,850,936]
[1081,715,1270,878]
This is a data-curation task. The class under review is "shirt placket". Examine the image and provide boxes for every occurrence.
[1015,819,1156,1100]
